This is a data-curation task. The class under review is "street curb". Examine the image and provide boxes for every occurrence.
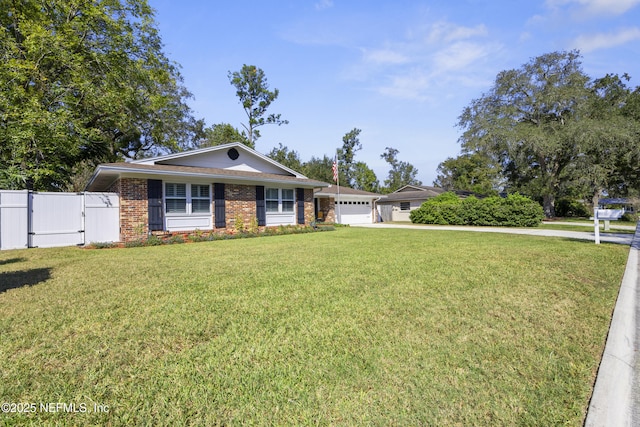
[584,222,640,426]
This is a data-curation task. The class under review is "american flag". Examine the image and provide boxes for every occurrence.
[332,156,338,182]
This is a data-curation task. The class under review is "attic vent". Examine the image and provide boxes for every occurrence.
[227,148,239,160]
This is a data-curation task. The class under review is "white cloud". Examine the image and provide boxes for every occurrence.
[376,70,431,101]
[355,21,501,101]
[572,27,640,52]
[432,42,492,71]
[363,48,410,65]
[545,0,640,17]
[427,22,488,44]
[315,0,333,11]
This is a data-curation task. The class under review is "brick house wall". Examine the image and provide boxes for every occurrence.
[109,179,319,242]
[224,185,316,228]
[303,188,315,224]
[225,183,256,229]
[108,178,148,242]
[317,197,336,223]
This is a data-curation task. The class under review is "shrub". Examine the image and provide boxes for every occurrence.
[411,192,543,227]
[555,198,590,218]
[428,191,463,205]
[234,214,245,233]
[165,235,184,244]
[621,212,639,222]
[410,192,464,225]
[498,193,545,227]
[146,235,165,246]
[124,239,145,248]
[87,241,118,249]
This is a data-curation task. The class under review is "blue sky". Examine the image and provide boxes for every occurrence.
[149,0,640,185]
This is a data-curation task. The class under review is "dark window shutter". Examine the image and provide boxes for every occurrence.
[214,183,226,228]
[256,186,266,226]
[148,179,164,231]
[296,188,305,225]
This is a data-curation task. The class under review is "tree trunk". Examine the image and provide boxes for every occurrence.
[543,194,555,218]
[592,189,603,209]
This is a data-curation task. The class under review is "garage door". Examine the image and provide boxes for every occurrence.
[336,200,372,224]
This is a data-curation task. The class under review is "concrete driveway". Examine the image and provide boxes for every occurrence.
[352,222,634,245]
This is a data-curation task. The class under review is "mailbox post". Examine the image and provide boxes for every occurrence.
[594,209,625,245]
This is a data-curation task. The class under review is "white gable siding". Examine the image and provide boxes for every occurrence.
[158,150,287,174]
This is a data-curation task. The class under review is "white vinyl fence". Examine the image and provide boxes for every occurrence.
[0,191,119,250]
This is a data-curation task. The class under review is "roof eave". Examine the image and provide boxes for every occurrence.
[89,165,328,189]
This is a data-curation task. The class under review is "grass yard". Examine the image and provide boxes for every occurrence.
[0,228,629,426]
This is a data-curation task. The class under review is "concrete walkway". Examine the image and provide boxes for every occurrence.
[352,222,634,245]
[353,222,640,425]
[585,223,640,426]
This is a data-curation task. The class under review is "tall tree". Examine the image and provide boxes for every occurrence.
[380,147,421,193]
[198,123,250,148]
[228,65,288,148]
[434,152,501,195]
[337,128,362,188]
[0,0,196,190]
[575,74,640,204]
[458,51,640,216]
[301,155,334,183]
[458,50,593,217]
[352,161,380,193]
[267,143,303,172]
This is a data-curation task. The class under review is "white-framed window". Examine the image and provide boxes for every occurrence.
[165,183,210,214]
[191,184,210,213]
[166,183,187,213]
[266,188,294,213]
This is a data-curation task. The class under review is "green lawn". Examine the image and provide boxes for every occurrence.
[0,228,629,426]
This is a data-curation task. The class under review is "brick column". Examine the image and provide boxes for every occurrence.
[118,178,148,242]
[303,188,315,225]
[225,183,256,229]
[319,197,336,223]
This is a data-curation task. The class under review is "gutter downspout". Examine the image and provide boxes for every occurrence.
[374,196,383,223]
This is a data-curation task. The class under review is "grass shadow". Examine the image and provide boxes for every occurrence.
[0,268,51,293]
[0,258,26,266]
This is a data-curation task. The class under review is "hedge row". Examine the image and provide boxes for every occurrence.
[409,192,544,227]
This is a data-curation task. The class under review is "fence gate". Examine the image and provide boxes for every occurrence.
[0,191,119,250]
[378,204,393,222]
[29,192,85,248]
[0,191,29,250]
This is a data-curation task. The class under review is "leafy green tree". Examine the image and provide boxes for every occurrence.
[267,143,303,172]
[458,50,592,217]
[337,128,362,187]
[228,65,288,148]
[352,161,379,193]
[380,147,421,193]
[301,155,334,183]
[457,50,640,217]
[434,152,500,195]
[198,123,250,148]
[575,74,640,204]
[0,0,196,190]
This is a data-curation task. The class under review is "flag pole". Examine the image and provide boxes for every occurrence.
[334,152,341,224]
[337,167,341,225]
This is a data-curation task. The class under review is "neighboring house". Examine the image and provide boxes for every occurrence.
[314,185,381,225]
[85,142,329,242]
[376,185,445,222]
